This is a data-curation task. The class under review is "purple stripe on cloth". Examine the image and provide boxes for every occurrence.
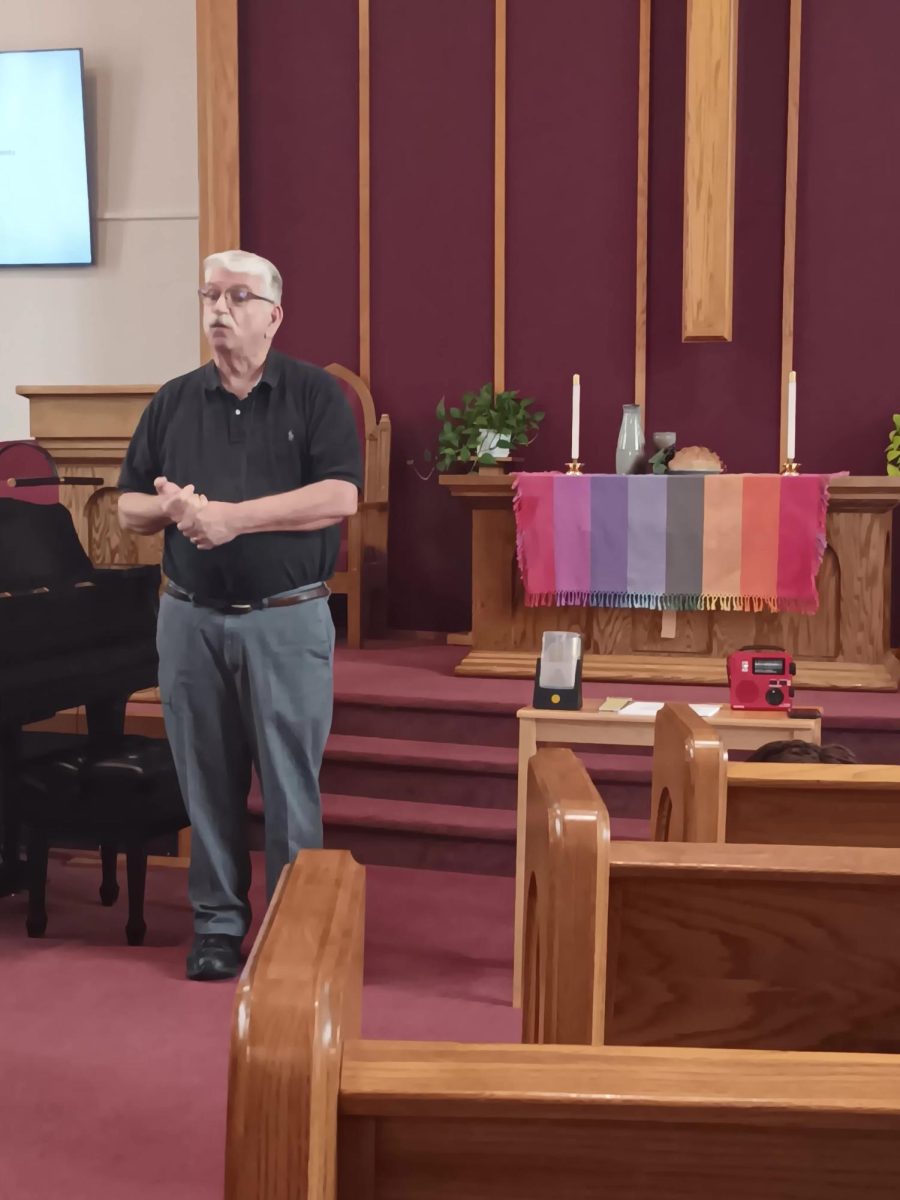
[552,474,591,598]
[665,475,705,595]
[589,475,628,595]
[626,475,668,596]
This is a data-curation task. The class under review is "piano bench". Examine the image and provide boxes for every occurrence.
[16,735,188,945]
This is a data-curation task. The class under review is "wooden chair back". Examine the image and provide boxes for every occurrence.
[525,747,900,1053]
[324,364,390,508]
[652,703,900,847]
[226,846,900,1200]
[323,364,390,646]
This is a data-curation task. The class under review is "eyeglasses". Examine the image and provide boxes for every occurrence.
[198,285,276,307]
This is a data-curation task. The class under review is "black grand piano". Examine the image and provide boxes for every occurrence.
[0,495,160,893]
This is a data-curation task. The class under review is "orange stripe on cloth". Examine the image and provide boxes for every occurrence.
[701,475,744,599]
[740,475,782,604]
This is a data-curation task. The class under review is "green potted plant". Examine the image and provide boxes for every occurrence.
[887,414,900,476]
[409,383,544,478]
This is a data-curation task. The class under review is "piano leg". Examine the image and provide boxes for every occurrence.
[0,728,25,897]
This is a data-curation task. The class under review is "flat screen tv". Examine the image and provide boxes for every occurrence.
[0,48,92,266]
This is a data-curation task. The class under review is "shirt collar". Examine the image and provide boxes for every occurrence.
[203,351,281,395]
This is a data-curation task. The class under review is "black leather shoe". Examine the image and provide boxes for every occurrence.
[186,933,244,981]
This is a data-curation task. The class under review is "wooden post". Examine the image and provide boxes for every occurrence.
[779,0,803,464]
[682,0,739,342]
[494,0,507,393]
[196,0,240,361]
[634,0,651,418]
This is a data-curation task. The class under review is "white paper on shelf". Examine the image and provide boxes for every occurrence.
[617,701,721,718]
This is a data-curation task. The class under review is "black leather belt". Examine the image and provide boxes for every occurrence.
[164,581,330,614]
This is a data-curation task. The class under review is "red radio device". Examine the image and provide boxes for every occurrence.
[727,646,796,711]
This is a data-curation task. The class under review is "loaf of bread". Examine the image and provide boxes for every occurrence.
[668,445,724,473]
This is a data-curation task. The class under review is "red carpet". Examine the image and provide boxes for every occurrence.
[0,852,518,1200]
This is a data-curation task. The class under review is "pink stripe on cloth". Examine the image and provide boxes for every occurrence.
[512,472,557,602]
[553,474,591,603]
[776,474,830,611]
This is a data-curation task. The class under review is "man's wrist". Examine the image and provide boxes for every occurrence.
[230,499,255,536]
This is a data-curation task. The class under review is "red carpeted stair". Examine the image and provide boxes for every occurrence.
[239,640,900,875]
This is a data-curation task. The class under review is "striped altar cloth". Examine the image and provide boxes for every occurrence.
[511,472,832,613]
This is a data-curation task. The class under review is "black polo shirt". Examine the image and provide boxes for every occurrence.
[118,350,363,601]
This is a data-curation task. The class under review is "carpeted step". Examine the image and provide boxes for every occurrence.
[322,793,649,875]
[323,793,517,875]
[319,734,651,818]
[333,686,900,758]
[246,784,650,875]
[332,693,519,747]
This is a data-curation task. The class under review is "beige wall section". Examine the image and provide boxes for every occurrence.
[0,0,199,440]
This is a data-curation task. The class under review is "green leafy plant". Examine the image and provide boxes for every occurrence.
[887,414,900,476]
[408,383,544,479]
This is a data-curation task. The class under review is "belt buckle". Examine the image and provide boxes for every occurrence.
[230,602,254,613]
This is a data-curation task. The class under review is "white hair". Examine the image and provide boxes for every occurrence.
[203,250,283,303]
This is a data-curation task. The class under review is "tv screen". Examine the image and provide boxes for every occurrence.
[0,48,92,266]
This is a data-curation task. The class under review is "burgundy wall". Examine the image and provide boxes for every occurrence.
[240,0,900,634]
[368,0,494,632]
[505,0,639,477]
[239,0,359,372]
[794,0,900,477]
[646,0,789,473]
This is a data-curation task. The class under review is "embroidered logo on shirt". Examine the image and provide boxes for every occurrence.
[288,429,295,441]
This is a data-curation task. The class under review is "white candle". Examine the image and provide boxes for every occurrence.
[571,373,581,461]
[786,369,797,461]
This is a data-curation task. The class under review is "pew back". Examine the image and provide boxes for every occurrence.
[726,762,900,845]
[226,851,366,1200]
[226,848,900,1200]
[338,1041,900,1200]
[651,703,900,847]
[650,702,727,840]
[525,747,900,1053]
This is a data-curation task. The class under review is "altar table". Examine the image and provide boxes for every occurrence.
[441,473,900,691]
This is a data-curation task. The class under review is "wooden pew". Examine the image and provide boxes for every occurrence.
[651,702,900,845]
[523,747,900,1053]
[227,848,900,1200]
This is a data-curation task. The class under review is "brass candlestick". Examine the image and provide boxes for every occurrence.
[565,460,584,475]
[780,459,800,475]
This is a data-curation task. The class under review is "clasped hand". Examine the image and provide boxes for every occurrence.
[154,477,239,550]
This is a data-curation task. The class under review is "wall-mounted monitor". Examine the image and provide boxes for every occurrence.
[0,48,92,266]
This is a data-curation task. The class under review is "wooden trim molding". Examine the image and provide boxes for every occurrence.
[359,0,372,385]
[634,0,651,421]
[196,0,241,359]
[780,0,803,464]
[494,0,507,392]
[682,0,739,341]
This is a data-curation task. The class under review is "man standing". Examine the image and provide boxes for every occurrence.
[118,250,361,980]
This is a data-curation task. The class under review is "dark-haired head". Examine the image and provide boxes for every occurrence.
[747,740,858,764]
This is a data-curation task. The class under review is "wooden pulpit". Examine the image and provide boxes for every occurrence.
[441,473,900,691]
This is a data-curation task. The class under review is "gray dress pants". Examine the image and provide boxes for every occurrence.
[156,588,334,937]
